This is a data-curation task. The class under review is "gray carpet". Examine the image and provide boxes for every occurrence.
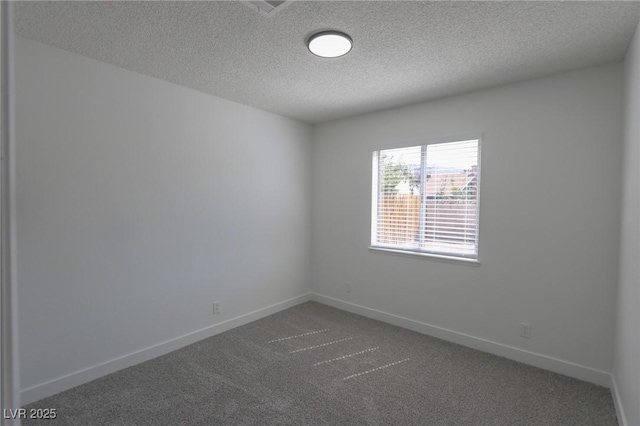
[23,302,617,425]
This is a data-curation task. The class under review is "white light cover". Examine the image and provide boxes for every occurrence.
[308,32,352,58]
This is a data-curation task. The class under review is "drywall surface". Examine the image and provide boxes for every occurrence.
[15,37,311,392]
[311,64,623,375]
[614,22,640,426]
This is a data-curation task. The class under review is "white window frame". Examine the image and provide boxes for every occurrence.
[370,136,482,263]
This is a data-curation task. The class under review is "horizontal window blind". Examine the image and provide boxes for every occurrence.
[372,139,480,259]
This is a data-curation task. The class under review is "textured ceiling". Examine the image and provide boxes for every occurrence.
[15,1,640,124]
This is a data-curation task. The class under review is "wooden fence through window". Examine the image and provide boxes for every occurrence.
[377,194,477,246]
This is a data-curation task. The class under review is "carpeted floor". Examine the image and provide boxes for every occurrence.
[23,302,617,425]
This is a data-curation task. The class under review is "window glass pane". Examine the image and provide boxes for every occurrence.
[376,146,421,248]
[424,140,479,256]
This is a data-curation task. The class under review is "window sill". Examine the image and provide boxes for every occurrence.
[368,246,480,266]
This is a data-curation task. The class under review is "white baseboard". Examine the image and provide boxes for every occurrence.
[310,292,611,388]
[22,291,614,407]
[21,293,312,405]
[610,374,628,426]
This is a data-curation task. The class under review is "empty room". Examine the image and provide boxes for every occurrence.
[1,1,639,425]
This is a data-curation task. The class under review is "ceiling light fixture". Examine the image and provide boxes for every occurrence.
[307,31,353,58]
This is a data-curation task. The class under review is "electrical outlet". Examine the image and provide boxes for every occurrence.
[213,301,220,315]
[345,281,352,293]
[520,323,532,339]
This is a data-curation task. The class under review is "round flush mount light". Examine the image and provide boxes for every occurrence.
[307,31,353,58]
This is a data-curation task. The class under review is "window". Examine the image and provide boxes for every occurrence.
[371,138,481,261]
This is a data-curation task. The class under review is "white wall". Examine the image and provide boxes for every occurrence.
[2,2,22,421]
[613,22,640,426]
[15,37,312,401]
[311,64,623,383]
